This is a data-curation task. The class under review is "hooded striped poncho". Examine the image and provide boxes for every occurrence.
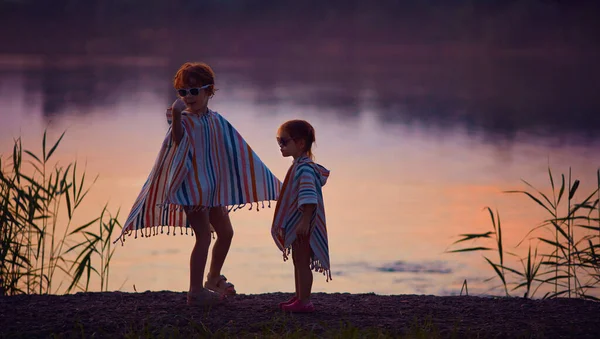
[114,109,282,243]
[271,155,331,281]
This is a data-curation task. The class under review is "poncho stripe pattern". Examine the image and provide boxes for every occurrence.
[114,109,282,243]
[271,156,331,281]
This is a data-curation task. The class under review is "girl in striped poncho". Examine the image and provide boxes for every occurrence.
[114,62,282,306]
[271,120,331,313]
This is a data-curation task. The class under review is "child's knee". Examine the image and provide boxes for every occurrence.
[218,227,234,241]
[291,242,302,263]
[292,241,311,263]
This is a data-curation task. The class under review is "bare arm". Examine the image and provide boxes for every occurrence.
[171,99,186,146]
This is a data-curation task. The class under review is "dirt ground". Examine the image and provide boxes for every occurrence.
[1,291,600,338]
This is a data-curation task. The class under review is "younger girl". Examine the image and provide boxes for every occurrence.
[271,120,331,313]
[114,62,282,306]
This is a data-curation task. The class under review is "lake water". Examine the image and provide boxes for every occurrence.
[1,49,599,297]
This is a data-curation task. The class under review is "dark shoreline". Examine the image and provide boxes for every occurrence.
[1,291,600,338]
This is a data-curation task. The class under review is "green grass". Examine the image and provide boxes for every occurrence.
[38,314,550,339]
[448,166,600,300]
[42,316,472,339]
[0,130,122,296]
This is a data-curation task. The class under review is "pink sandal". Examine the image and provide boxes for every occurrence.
[204,274,236,296]
[281,299,315,313]
[278,296,298,309]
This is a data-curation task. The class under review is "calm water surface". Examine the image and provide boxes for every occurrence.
[1,53,599,296]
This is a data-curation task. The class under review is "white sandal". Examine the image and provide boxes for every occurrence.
[204,274,237,296]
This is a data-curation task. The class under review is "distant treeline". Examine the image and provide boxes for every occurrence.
[2,0,598,23]
[1,0,599,55]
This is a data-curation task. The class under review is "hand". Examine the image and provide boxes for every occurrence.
[171,98,186,115]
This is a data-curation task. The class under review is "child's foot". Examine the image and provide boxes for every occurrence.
[204,274,236,296]
[278,296,298,309]
[187,288,225,307]
[281,299,315,313]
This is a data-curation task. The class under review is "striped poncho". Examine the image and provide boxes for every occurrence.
[114,109,282,243]
[271,155,331,281]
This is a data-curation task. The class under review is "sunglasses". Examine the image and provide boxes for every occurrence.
[277,137,295,147]
[176,84,212,97]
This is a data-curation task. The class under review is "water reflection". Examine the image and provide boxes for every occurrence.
[1,56,599,296]
[26,62,170,119]
[3,53,599,147]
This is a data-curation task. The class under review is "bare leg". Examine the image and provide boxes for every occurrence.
[291,242,300,298]
[187,208,211,294]
[206,207,235,291]
[294,235,313,303]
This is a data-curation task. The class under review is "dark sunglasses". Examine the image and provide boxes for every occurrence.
[176,84,212,97]
[277,137,295,147]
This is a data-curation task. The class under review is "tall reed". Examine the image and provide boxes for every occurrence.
[448,166,600,299]
[0,131,121,295]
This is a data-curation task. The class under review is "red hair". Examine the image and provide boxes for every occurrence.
[172,62,216,96]
[278,120,316,160]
